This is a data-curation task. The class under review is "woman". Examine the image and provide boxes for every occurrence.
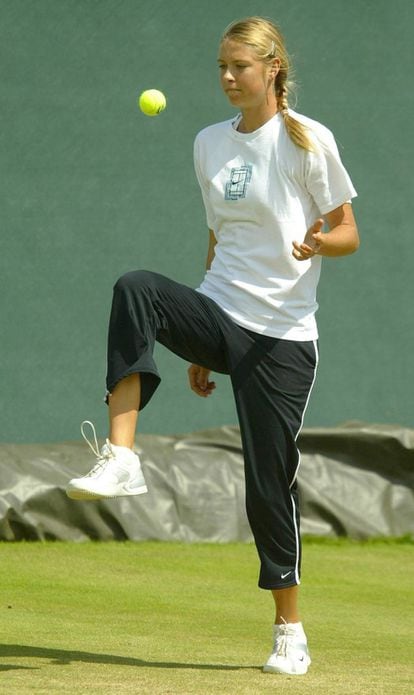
[67,16,359,675]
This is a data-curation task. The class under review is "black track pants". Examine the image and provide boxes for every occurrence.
[106,270,318,589]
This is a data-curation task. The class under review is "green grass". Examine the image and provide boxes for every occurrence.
[0,539,413,694]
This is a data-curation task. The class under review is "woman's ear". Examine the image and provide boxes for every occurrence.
[269,57,281,79]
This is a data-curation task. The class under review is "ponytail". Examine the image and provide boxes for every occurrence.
[275,75,314,151]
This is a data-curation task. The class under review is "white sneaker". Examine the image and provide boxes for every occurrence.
[66,421,148,500]
[263,622,311,675]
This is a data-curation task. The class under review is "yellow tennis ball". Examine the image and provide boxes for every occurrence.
[138,89,166,116]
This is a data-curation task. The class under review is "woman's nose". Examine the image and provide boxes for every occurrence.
[222,68,235,82]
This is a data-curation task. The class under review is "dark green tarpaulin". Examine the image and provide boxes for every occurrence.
[0,424,413,542]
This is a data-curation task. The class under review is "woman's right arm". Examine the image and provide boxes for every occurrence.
[206,229,217,270]
[187,229,218,397]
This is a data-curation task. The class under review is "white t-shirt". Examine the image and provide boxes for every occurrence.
[194,110,357,340]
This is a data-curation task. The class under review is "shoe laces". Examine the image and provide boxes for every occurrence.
[274,621,300,659]
[81,420,115,475]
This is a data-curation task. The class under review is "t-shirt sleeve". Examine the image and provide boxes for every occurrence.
[193,134,216,230]
[304,128,357,214]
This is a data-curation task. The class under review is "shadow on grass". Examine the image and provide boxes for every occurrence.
[0,644,258,672]
[0,664,39,672]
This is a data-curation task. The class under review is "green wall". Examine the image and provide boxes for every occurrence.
[2,0,413,443]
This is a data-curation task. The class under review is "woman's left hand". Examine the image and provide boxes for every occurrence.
[292,218,324,261]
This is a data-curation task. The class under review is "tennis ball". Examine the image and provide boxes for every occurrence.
[138,89,166,116]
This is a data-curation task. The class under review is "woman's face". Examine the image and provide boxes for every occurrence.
[218,38,276,110]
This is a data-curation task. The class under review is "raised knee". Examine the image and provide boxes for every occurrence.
[114,270,153,294]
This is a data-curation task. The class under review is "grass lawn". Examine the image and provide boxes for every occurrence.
[0,538,413,694]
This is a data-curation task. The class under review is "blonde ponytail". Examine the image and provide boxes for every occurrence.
[275,75,314,151]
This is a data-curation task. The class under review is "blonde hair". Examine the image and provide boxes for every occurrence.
[221,17,314,151]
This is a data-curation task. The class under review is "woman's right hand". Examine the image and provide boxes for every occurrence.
[188,364,216,397]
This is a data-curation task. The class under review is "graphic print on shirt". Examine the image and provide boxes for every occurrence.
[224,164,253,200]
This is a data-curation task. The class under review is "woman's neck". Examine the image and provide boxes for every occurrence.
[238,99,278,133]
[237,92,278,133]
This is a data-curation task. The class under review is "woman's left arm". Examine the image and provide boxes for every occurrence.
[292,203,360,261]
